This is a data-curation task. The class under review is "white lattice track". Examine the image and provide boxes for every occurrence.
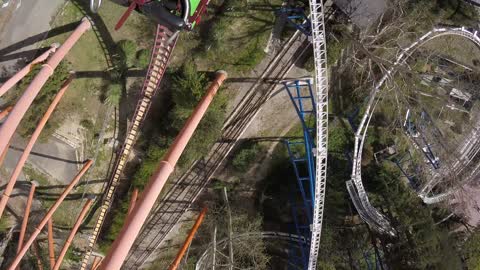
[307,0,328,269]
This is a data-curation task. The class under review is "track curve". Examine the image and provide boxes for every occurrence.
[350,26,480,233]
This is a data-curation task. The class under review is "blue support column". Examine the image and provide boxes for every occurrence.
[282,78,317,270]
[277,7,312,36]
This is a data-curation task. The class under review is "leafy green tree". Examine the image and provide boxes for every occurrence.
[462,230,480,269]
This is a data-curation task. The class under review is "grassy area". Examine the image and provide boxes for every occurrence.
[21,0,156,157]
[174,0,281,74]
[31,0,288,257]
[424,35,480,70]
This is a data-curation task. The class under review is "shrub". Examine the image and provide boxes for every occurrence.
[117,39,137,67]
[105,83,123,106]
[136,49,150,69]
[232,143,263,172]
[16,61,70,139]
[304,54,315,72]
[80,119,94,130]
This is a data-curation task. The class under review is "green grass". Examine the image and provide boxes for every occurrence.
[23,164,51,187]
[173,0,281,74]
[423,35,480,70]
[0,214,12,233]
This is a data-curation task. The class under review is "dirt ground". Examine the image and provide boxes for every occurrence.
[452,183,480,227]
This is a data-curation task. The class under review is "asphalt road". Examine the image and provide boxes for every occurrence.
[333,0,387,28]
[0,0,80,184]
[2,134,80,184]
[0,0,64,76]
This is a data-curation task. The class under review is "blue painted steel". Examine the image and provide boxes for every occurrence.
[347,106,360,131]
[283,79,317,270]
[389,149,422,190]
[278,7,312,36]
[362,246,386,270]
[404,110,440,169]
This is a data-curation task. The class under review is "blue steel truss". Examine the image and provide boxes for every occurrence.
[278,7,312,36]
[391,152,420,190]
[404,110,440,170]
[363,246,386,270]
[283,78,316,270]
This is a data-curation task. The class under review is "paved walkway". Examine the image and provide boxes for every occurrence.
[2,134,80,184]
[0,0,64,77]
[333,0,387,28]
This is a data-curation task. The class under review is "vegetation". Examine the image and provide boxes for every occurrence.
[189,0,279,73]
[80,118,94,130]
[117,39,138,68]
[232,142,265,172]
[105,83,123,106]
[136,49,150,69]
[0,215,11,233]
[10,62,70,140]
[461,230,480,269]
[100,62,227,244]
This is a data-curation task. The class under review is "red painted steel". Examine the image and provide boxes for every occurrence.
[53,198,94,270]
[16,181,37,270]
[0,106,13,120]
[48,218,55,269]
[80,25,179,270]
[168,207,207,270]
[0,18,90,160]
[127,188,139,216]
[0,74,74,219]
[114,1,137,30]
[7,160,93,270]
[0,44,59,97]
[91,256,103,270]
[99,71,227,270]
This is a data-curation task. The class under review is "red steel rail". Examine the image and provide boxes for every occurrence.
[80,24,179,269]
[98,71,227,270]
[0,74,74,218]
[0,18,90,162]
[53,198,94,270]
[7,160,93,270]
[0,44,58,97]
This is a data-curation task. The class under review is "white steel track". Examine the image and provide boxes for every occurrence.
[307,0,328,269]
[351,27,480,233]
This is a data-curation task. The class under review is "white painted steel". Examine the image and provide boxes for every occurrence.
[351,26,480,232]
[307,0,328,269]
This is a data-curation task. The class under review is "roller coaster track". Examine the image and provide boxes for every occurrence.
[121,30,311,269]
[306,1,328,268]
[80,25,178,270]
[195,231,307,270]
[350,27,480,233]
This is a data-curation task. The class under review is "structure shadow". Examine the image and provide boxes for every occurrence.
[0,22,78,60]
[0,179,106,194]
[9,145,83,164]
[74,69,146,79]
